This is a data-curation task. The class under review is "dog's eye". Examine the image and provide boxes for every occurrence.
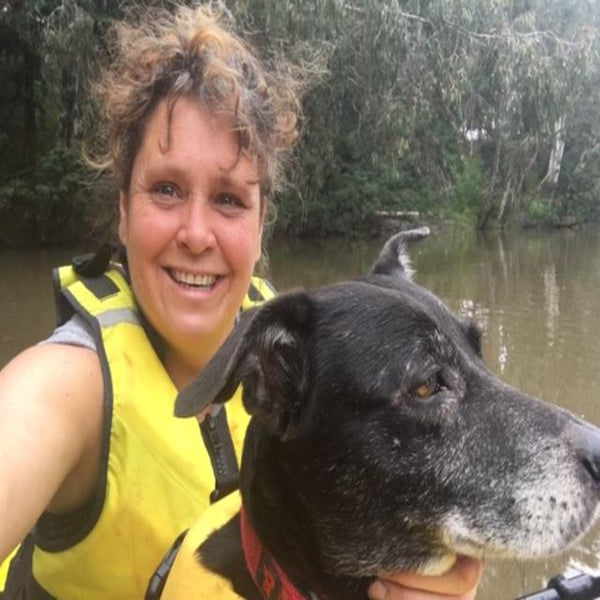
[413,375,439,398]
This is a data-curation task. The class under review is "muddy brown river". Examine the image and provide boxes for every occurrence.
[2,226,600,597]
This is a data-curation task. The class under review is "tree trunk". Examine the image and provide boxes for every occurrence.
[497,180,512,227]
[477,130,503,229]
[477,89,509,229]
[544,115,566,186]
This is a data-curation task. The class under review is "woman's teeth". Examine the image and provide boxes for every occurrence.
[171,270,217,288]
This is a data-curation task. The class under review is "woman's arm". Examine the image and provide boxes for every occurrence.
[0,343,103,560]
[369,556,484,600]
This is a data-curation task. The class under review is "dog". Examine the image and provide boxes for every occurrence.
[174,228,600,599]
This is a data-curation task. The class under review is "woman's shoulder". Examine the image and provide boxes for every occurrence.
[0,338,103,449]
[0,340,105,529]
[0,340,102,415]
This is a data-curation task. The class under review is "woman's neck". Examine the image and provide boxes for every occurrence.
[164,353,199,391]
[163,323,235,391]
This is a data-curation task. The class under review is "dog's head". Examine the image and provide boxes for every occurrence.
[176,228,600,578]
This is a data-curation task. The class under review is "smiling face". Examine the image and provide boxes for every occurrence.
[119,96,264,386]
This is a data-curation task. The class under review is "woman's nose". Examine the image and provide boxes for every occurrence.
[176,198,216,254]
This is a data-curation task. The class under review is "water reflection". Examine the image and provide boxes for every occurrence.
[543,263,559,346]
[1,228,600,597]
[264,227,600,421]
[385,229,600,422]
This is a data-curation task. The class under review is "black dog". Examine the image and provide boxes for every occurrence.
[175,228,600,599]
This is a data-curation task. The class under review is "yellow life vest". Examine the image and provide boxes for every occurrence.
[159,491,245,600]
[0,547,17,593]
[0,263,273,599]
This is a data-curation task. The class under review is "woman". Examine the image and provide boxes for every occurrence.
[0,4,482,599]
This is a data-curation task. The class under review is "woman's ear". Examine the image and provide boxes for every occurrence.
[118,190,128,245]
[255,223,264,264]
[255,196,268,263]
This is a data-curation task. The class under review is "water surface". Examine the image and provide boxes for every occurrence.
[1,228,600,597]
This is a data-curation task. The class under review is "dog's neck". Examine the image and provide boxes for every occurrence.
[240,506,320,600]
[241,423,373,600]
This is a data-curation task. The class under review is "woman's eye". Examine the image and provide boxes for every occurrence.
[152,183,179,198]
[215,193,244,209]
[154,183,175,196]
[413,375,440,399]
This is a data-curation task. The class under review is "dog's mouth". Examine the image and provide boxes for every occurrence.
[411,552,459,576]
[440,498,600,562]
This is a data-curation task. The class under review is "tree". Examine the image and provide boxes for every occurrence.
[2,0,600,244]
[41,0,96,147]
[0,0,56,171]
[230,0,600,233]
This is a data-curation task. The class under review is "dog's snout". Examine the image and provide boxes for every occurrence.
[571,421,600,483]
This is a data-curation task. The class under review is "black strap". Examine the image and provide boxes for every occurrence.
[144,530,187,600]
[200,408,240,504]
[2,535,55,599]
[72,243,117,278]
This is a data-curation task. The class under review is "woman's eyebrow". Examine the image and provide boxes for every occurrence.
[217,172,260,188]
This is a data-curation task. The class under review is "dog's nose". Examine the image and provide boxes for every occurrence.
[571,420,600,482]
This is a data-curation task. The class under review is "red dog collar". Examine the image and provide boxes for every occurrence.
[240,506,317,600]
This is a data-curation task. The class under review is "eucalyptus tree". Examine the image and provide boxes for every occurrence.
[232,0,467,234]
[460,0,600,226]
[375,0,600,227]
[230,0,600,232]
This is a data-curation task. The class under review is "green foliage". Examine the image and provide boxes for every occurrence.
[452,158,485,220]
[306,170,406,237]
[523,197,558,225]
[1,0,600,244]
[274,160,436,238]
[0,145,115,246]
[561,153,600,223]
[237,0,600,235]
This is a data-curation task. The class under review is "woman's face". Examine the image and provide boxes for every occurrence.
[119,97,264,383]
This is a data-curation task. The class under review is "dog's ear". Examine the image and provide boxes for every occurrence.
[175,291,312,439]
[175,307,260,417]
[463,318,484,357]
[370,227,430,279]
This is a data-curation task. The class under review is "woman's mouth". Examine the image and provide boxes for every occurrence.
[168,269,218,289]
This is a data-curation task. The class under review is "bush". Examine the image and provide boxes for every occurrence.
[273,161,435,238]
[0,145,116,247]
[523,196,558,225]
[453,157,484,219]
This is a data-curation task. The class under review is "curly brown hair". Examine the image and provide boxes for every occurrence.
[91,3,304,201]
